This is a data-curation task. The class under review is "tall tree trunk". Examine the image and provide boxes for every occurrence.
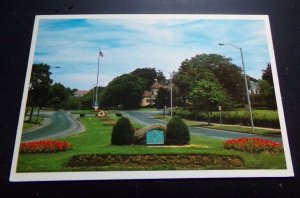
[36,107,40,123]
[207,110,211,126]
[29,106,34,122]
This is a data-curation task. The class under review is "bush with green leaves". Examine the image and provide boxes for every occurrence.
[111,117,134,145]
[165,116,190,145]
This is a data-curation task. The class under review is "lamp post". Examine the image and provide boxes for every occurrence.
[94,49,103,110]
[218,43,254,132]
[161,70,173,117]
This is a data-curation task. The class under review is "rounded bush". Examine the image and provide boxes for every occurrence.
[165,116,190,145]
[111,117,134,145]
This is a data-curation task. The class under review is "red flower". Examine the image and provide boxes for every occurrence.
[224,137,283,153]
[20,140,72,153]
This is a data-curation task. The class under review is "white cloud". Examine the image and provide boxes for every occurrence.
[34,17,271,89]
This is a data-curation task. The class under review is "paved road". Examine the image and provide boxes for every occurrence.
[120,110,282,142]
[21,111,84,142]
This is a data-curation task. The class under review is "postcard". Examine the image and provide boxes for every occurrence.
[10,14,294,181]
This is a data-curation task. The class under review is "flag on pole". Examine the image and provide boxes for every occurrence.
[99,50,104,57]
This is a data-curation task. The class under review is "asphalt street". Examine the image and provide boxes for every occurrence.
[120,110,282,142]
[21,111,84,142]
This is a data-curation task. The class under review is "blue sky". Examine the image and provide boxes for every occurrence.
[33,16,271,90]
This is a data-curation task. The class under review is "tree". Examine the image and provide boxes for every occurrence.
[173,53,244,106]
[188,79,229,125]
[50,83,69,110]
[156,70,167,84]
[27,63,53,122]
[262,63,273,87]
[102,74,145,109]
[259,80,277,109]
[165,116,190,145]
[111,117,134,145]
[131,67,157,90]
[156,87,169,109]
[131,67,166,90]
[259,64,276,109]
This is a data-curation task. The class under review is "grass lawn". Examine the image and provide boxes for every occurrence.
[22,116,44,131]
[70,110,98,115]
[17,113,286,172]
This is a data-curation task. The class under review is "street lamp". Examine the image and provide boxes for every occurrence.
[160,70,173,117]
[94,49,103,110]
[218,43,254,132]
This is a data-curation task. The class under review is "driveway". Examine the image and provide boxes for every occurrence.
[21,111,84,142]
[120,110,282,142]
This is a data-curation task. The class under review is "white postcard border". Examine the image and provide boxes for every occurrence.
[10,14,294,181]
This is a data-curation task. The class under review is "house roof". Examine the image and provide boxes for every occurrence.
[151,81,163,89]
[246,75,258,82]
[75,90,89,96]
[143,91,152,98]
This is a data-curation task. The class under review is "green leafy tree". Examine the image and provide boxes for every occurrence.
[173,54,244,106]
[131,67,166,90]
[50,83,69,110]
[165,116,190,145]
[259,80,277,109]
[188,79,230,125]
[111,117,134,145]
[131,67,157,90]
[156,70,167,84]
[27,63,53,122]
[156,87,169,109]
[102,74,145,109]
[262,63,273,87]
[260,63,276,109]
[65,95,80,110]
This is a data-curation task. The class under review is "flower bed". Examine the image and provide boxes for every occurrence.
[224,138,283,153]
[20,140,72,153]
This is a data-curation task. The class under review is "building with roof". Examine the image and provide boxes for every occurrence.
[74,90,89,97]
[140,80,173,107]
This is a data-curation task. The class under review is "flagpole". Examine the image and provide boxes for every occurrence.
[94,49,102,110]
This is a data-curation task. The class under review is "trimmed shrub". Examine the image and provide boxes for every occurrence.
[115,112,122,117]
[111,117,134,145]
[165,116,190,145]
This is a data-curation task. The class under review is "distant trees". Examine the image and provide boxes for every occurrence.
[50,83,70,110]
[131,67,166,90]
[27,63,53,122]
[102,74,145,109]
[156,87,169,109]
[259,63,276,109]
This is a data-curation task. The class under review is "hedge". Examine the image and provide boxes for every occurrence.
[174,108,280,128]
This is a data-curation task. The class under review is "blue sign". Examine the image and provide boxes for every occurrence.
[146,129,164,145]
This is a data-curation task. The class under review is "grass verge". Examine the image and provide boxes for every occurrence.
[22,116,44,131]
